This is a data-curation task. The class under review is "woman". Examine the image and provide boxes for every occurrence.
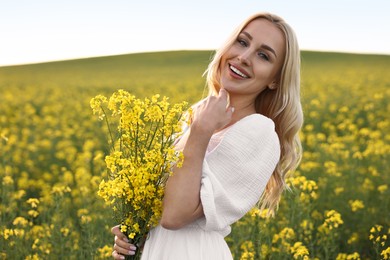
[112,12,303,259]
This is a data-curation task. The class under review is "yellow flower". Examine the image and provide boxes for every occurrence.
[25,254,40,260]
[348,232,359,244]
[77,208,89,217]
[28,210,39,218]
[97,245,113,259]
[90,95,108,120]
[300,219,313,230]
[32,238,40,250]
[349,200,365,212]
[318,210,343,234]
[287,175,318,203]
[93,90,187,243]
[260,244,269,256]
[362,178,374,191]
[1,132,8,142]
[272,227,296,252]
[26,198,40,208]
[378,184,388,194]
[120,224,127,233]
[336,252,360,260]
[324,161,341,176]
[3,229,14,240]
[60,228,70,237]
[13,190,26,200]
[370,224,388,248]
[2,175,13,185]
[381,247,390,259]
[371,225,383,234]
[240,241,255,260]
[133,223,140,233]
[250,208,269,219]
[51,185,71,195]
[81,215,92,224]
[334,187,344,195]
[12,217,29,227]
[290,242,309,259]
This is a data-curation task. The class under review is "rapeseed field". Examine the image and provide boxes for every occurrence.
[0,50,389,259]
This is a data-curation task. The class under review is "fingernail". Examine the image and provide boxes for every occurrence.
[130,245,137,250]
[129,251,135,255]
[123,237,129,243]
[231,107,235,113]
[120,256,125,260]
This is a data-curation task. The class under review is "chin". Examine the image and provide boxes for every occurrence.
[220,79,239,92]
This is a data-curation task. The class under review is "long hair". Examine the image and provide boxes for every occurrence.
[205,13,303,216]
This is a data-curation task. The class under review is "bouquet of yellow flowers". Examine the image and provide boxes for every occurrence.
[90,90,188,259]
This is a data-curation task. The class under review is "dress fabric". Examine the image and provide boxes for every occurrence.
[141,114,280,260]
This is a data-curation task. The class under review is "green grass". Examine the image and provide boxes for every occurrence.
[1,50,389,259]
[0,51,214,103]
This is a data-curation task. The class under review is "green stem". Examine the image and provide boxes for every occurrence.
[100,105,115,151]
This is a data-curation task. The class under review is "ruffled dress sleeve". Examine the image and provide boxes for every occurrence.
[195,114,280,236]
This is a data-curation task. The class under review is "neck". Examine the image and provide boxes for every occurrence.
[228,95,257,125]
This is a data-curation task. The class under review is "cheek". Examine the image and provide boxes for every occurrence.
[222,46,237,61]
[254,63,279,81]
[220,57,227,69]
[221,51,232,64]
[253,66,270,81]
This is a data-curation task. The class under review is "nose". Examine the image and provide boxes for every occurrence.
[237,49,251,66]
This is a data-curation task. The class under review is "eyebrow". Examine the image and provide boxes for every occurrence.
[241,31,278,58]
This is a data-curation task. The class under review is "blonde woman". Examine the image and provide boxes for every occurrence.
[112,12,303,260]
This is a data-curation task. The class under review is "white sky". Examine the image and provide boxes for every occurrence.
[1,0,389,66]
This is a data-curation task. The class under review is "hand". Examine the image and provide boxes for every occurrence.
[192,88,234,134]
[111,225,137,259]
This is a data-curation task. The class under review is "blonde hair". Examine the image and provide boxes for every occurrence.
[205,13,303,216]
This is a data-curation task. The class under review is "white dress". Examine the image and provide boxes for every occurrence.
[141,114,280,260]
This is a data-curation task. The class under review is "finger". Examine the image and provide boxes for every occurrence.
[218,88,228,99]
[111,225,129,242]
[111,225,120,235]
[218,88,230,108]
[112,249,125,260]
[114,243,136,257]
[115,236,137,251]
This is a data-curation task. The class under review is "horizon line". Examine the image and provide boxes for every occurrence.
[1,48,389,68]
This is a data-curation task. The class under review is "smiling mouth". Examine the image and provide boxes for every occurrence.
[229,64,249,78]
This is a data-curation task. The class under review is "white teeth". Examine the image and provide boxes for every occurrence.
[230,65,248,78]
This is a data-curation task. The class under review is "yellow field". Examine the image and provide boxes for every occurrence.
[0,51,389,259]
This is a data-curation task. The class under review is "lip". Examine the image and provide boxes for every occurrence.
[228,63,250,79]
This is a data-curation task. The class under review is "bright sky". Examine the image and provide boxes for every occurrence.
[1,0,389,66]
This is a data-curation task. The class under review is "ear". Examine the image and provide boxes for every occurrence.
[268,81,278,90]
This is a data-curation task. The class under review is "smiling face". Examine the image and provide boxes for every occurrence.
[220,18,286,100]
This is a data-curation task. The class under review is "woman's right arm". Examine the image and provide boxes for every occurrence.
[160,88,233,229]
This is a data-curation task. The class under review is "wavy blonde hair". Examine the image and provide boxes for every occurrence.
[205,12,303,216]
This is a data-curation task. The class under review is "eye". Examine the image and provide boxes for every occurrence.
[257,52,269,61]
[237,38,248,47]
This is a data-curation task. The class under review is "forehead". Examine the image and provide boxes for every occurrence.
[241,18,286,55]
